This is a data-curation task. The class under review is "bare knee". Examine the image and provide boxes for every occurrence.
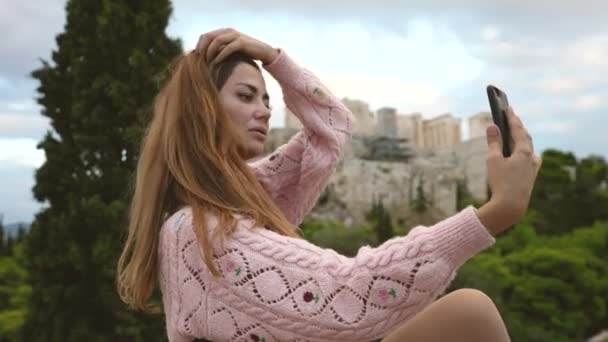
[449,288,494,304]
[446,288,501,322]
[381,288,510,342]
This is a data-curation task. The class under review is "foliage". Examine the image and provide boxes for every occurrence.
[300,219,378,257]
[530,149,608,234]
[448,218,608,341]
[0,243,31,342]
[301,148,608,340]
[19,0,182,340]
[366,200,394,244]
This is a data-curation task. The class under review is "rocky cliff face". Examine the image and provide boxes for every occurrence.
[263,129,489,228]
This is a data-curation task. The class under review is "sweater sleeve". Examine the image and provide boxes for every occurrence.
[248,49,356,227]
[159,206,496,342]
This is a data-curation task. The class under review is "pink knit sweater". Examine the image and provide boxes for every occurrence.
[158,50,496,342]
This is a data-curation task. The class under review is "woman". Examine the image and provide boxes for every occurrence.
[117,28,541,342]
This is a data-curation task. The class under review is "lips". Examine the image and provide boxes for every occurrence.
[249,127,267,136]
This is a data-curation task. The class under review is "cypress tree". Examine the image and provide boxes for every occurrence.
[367,200,394,244]
[23,1,181,340]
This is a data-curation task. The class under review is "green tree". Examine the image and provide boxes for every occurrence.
[448,220,608,341]
[412,179,430,213]
[456,179,484,211]
[529,149,576,234]
[22,1,181,340]
[4,237,14,258]
[366,200,394,244]
[15,226,27,246]
[0,242,32,342]
[301,219,377,257]
[530,149,608,234]
[574,155,608,226]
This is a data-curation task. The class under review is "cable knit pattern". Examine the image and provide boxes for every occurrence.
[247,49,355,228]
[159,206,495,341]
[157,50,497,341]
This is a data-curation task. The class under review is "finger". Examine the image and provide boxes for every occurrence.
[196,28,229,55]
[505,107,533,154]
[196,35,209,57]
[486,124,503,158]
[534,155,542,171]
[526,131,535,153]
[207,32,239,62]
[508,131,515,156]
[213,40,242,64]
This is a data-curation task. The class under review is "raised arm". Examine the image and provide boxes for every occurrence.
[249,49,355,226]
[197,28,355,228]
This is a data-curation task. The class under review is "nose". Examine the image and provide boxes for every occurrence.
[254,103,271,122]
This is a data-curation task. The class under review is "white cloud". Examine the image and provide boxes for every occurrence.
[572,36,608,68]
[3,100,37,112]
[216,18,486,125]
[177,17,485,87]
[0,0,65,78]
[0,138,45,168]
[537,78,584,95]
[0,113,49,138]
[260,69,286,127]
[174,0,608,46]
[323,75,446,113]
[574,95,604,112]
[530,120,578,134]
[480,26,500,42]
[473,40,556,69]
[0,162,41,224]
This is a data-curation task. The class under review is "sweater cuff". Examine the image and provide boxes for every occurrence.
[430,206,496,268]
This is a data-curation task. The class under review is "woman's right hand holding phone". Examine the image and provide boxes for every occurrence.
[476,107,542,236]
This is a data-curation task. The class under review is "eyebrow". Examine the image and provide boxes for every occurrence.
[236,82,270,102]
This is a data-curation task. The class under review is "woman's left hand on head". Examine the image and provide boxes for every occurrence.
[196,28,279,65]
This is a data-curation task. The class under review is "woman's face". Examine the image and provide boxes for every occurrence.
[218,63,271,160]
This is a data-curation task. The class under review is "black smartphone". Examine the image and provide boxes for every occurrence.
[486,85,512,157]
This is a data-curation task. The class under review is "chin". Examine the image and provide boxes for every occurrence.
[244,141,265,160]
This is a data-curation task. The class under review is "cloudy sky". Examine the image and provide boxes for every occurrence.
[1,0,607,224]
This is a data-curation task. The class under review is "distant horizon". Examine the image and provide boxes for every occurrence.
[2,138,605,226]
[1,221,31,238]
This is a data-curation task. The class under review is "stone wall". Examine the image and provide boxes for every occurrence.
[449,136,489,201]
[308,157,462,227]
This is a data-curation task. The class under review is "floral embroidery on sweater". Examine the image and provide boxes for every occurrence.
[303,291,320,303]
[378,288,397,301]
[250,334,266,342]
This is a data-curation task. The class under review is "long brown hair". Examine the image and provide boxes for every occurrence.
[116,50,302,313]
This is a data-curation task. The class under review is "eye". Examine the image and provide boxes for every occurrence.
[238,93,254,102]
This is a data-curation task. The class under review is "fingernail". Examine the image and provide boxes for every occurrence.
[487,125,499,136]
